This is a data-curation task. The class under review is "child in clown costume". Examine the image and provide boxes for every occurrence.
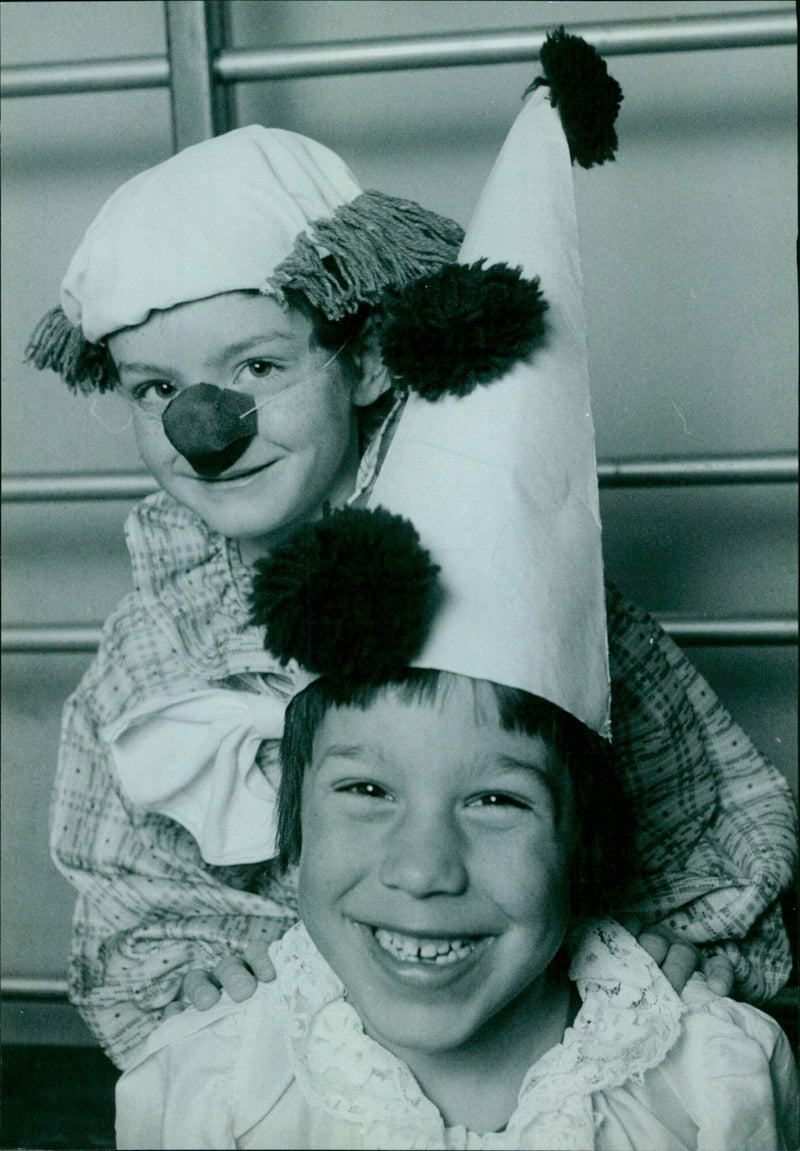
[28,30,796,1071]
[113,43,797,1147]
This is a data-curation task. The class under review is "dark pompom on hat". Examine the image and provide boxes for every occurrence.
[251,506,440,680]
[379,260,548,400]
[526,26,623,169]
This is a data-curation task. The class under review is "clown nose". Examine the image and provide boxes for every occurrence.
[162,383,259,477]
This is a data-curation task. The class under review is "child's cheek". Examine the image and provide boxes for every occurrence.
[254,373,349,441]
[132,411,171,471]
[490,833,570,922]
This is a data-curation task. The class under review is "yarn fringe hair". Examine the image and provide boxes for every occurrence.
[26,306,116,393]
[269,190,465,321]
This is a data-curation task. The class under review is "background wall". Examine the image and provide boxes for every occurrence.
[2,0,797,1002]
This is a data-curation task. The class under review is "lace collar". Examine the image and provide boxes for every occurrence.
[270,920,683,1150]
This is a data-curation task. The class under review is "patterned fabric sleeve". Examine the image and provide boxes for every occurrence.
[51,682,298,1069]
[607,583,797,1001]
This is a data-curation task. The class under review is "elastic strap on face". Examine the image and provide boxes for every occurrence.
[238,341,351,421]
[269,190,465,322]
[26,306,116,393]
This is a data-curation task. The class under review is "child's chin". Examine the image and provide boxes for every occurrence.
[358,1002,488,1056]
[186,501,283,543]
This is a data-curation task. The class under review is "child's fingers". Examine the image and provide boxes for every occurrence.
[659,942,700,994]
[162,999,186,1019]
[214,956,258,1003]
[635,929,671,967]
[701,953,735,997]
[243,939,277,983]
[183,968,222,1011]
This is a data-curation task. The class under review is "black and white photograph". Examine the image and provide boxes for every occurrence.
[1,2,797,1148]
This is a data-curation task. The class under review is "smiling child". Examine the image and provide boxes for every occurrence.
[113,537,798,1149]
[106,291,381,559]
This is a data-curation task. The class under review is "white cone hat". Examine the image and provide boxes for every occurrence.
[367,85,610,736]
[252,31,621,739]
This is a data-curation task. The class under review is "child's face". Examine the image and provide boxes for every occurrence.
[298,678,571,1059]
[107,292,362,556]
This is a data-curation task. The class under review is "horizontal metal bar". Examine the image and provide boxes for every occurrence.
[598,454,798,488]
[0,55,168,97]
[217,10,798,83]
[1,977,69,998]
[2,9,795,97]
[3,617,796,654]
[657,617,798,646]
[1,473,160,502]
[3,627,104,653]
[2,455,796,503]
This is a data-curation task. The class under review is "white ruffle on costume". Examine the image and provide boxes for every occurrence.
[102,689,286,865]
[115,920,799,1150]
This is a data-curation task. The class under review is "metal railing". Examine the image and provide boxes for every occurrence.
[2,454,797,503]
[1,977,69,999]
[3,615,796,654]
[656,616,798,646]
[3,453,797,652]
[2,472,160,503]
[214,9,799,81]
[2,8,795,97]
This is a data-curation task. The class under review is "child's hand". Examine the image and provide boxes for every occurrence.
[162,938,277,1018]
[626,919,735,997]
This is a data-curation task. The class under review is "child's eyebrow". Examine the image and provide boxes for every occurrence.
[114,333,297,377]
[491,755,560,800]
[114,360,174,377]
[494,754,553,782]
[314,743,384,768]
[212,331,297,362]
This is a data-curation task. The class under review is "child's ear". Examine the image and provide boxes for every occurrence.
[350,316,393,408]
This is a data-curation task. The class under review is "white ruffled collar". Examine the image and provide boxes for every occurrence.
[270,919,683,1150]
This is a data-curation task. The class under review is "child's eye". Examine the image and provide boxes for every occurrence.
[241,359,276,380]
[129,381,177,409]
[469,793,531,810]
[336,781,391,800]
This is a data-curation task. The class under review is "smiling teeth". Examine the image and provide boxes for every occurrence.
[373,928,481,964]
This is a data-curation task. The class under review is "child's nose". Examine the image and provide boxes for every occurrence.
[162,383,258,477]
[378,811,468,898]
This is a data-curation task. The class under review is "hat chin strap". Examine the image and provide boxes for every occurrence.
[162,383,259,477]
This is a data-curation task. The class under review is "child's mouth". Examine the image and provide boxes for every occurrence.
[371,926,490,966]
[200,461,274,485]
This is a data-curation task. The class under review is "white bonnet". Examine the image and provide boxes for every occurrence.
[60,126,362,343]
